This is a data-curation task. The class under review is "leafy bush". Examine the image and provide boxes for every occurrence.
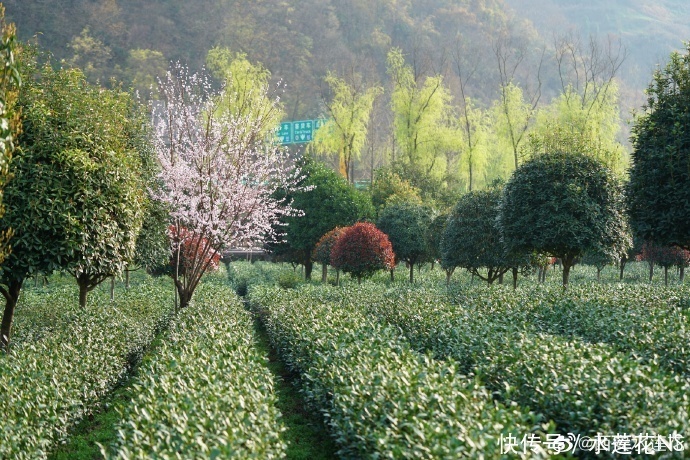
[376,202,433,283]
[248,284,546,459]
[277,271,300,289]
[362,285,690,440]
[330,222,395,283]
[0,279,173,459]
[106,284,286,459]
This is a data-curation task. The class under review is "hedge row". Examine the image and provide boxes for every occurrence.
[0,279,174,459]
[363,285,690,442]
[248,284,547,459]
[445,283,690,378]
[106,283,286,459]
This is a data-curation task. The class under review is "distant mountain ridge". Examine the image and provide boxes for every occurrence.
[4,0,687,117]
[504,0,690,89]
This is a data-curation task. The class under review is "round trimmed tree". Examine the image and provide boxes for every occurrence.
[442,188,526,286]
[498,152,629,287]
[330,222,395,283]
[629,44,690,250]
[274,156,373,279]
[376,202,433,283]
[312,226,345,283]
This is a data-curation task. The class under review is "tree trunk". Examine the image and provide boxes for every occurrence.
[597,267,601,282]
[498,272,504,285]
[409,262,414,283]
[175,280,192,309]
[681,266,685,283]
[76,273,107,309]
[321,263,328,283]
[512,267,518,290]
[78,282,89,309]
[648,262,654,282]
[446,269,453,286]
[664,266,669,286]
[125,269,130,289]
[304,259,313,280]
[619,256,627,281]
[390,269,394,282]
[1,279,23,351]
[336,270,340,287]
[562,255,575,288]
[110,276,115,301]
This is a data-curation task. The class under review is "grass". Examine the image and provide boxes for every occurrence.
[252,315,339,460]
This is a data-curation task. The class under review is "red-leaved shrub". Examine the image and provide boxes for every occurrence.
[312,227,345,266]
[330,222,395,282]
[169,225,221,276]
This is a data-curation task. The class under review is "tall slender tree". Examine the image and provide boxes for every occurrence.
[0,5,20,350]
[153,63,301,309]
[311,71,382,182]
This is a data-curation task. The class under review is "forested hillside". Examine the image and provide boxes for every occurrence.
[4,0,686,191]
[4,0,538,114]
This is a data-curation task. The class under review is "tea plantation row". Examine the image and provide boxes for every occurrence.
[249,279,689,458]
[1,278,287,459]
[4,264,689,458]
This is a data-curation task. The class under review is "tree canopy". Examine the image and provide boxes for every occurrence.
[273,156,374,280]
[498,152,629,287]
[330,222,395,283]
[376,201,433,283]
[629,43,690,250]
[441,188,520,285]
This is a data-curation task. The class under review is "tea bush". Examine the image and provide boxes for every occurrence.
[0,278,174,459]
[106,283,286,459]
[248,284,547,459]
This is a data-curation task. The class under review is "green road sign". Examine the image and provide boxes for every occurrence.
[276,122,292,144]
[276,118,329,145]
[292,120,313,143]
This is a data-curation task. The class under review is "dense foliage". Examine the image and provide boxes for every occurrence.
[1,51,146,349]
[107,284,286,459]
[498,152,629,286]
[351,284,690,447]
[629,43,690,250]
[376,202,433,283]
[248,284,545,458]
[0,4,19,267]
[273,157,373,279]
[441,188,524,285]
[330,222,395,282]
[0,279,173,459]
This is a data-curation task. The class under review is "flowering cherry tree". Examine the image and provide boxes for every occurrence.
[153,64,302,308]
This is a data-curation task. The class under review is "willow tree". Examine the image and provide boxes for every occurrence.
[529,83,627,174]
[206,47,285,147]
[311,72,381,183]
[387,48,455,181]
[491,83,535,173]
[458,99,489,192]
[531,33,628,175]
